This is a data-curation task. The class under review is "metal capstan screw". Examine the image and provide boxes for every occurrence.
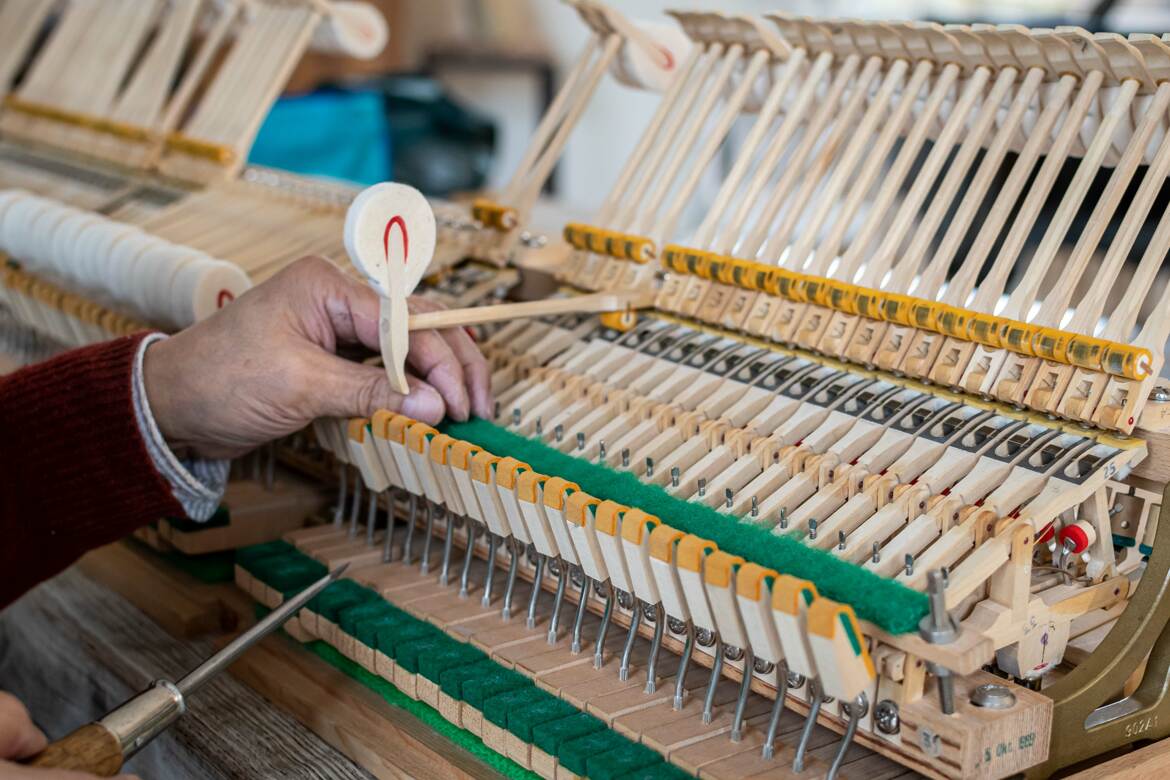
[621,448,630,468]
[576,432,585,452]
[697,478,707,497]
[778,509,788,530]
[750,496,759,518]
[671,467,680,488]
[555,424,564,443]
[807,518,818,541]
[919,570,959,715]
[838,531,846,551]
[645,458,654,478]
[512,408,521,427]
[905,554,915,577]
[872,542,880,563]
[599,441,607,465]
[535,417,543,437]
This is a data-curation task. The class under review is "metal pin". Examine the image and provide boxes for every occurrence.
[458,521,478,598]
[594,582,615,669]
[332,464,348,526]
[621,448,630,468]
[403,494,418,564]
[382,491,398,563]
[645,603,664,693]
[674,620,695,710]
[599,441,607,465]
[872,542,880,564]
[511,408,521,427]
[725,489,734,509]
[671,467,680,488]
[793,678,823,772]
[482,533,499,607]
[697,478,707,497]
[577,432,586,451]
[779,509,788,530]
[365,491,378,546]
[807,518,818,541]
[502,538,520,620]
[535,417,543,437]
[348,474,363,538]
[526,555,545,629]
[904,554,915,577]
[619,598,643,679]
[750,496,758,518]
[571,574,592,654]
[761,661,790,759]
[827,693,869,780]
[555,424,564,443]
[645,458,654,478]
[702,634,725,725]
[548,560,568,644]
[921,570,959,715]
[731,644,755,741]
[419,502,436,573]
[439,513,459,584]
[837,531,846,551]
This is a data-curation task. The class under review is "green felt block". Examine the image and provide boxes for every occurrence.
[507,697,579,742]
[584,743,664,780]
[614,762,691,780]
[483,686,550,729]
[355,611,412,648]
[339,600,401,637]
[308,579,377,620]
[557,726,637,776]
[395,637,450,674]
[418,643,488,684]
[439,418,928,634]
[461,668,532,710]
[259,557,328,597]
[235,540,295,571]
[531,712,606,757]
[376,621,444,659]
[439,659,501,700]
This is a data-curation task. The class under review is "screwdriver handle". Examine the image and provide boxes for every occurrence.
[25,722,124,775]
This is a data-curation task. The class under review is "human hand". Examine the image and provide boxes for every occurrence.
[0,692,138,779]
[143,256,492,460]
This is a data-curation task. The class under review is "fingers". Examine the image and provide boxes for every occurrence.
[404,327,470,421]
[407,297,492,419]
[0,692,46,761]
[272,256,382,352]
[308,351,446,424]
[0,762,139,780]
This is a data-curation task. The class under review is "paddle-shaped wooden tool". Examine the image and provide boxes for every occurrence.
[345,182,653,394]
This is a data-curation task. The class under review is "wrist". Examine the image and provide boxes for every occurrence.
[142,335,194,457]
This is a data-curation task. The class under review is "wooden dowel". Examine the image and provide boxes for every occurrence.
[407,291,654,331]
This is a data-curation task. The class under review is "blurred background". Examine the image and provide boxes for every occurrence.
[254,0,1170,218]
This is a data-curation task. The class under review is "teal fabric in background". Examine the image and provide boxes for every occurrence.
[248,89,391,186]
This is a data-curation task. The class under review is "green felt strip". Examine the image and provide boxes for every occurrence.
[246,546,694,778]
[440,418,927,634]
[235,540,296,573]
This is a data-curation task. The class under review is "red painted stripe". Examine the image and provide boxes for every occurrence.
[383,215,409,265]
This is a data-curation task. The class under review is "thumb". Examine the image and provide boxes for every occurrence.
[310,352,446,424]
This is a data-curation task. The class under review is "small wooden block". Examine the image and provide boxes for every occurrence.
[374,650,395,682]
[461,704,483,737]
[438,692,463,727]
[319,617,340,647]
[555,765,583,780]
[234,565,253,593]
[531,747,557,780]
[297,608,321,638]
[416,677,440,708]
[260,583,282,609]
[482,720,510,754]
[353,640,376,672]
[392,666,418,699]
[283,615,314,643]
[506,732,533,769]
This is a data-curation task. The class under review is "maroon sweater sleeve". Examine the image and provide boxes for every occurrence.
[0,333,183,607]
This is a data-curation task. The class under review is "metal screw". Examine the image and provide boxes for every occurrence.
[512,408,521,426]
[555,424,564,443]
[535,417,543,436]
[779,509,788,530]
[874,700,900,734]
[750,496,759,518]
[671,467,680,488]
[696,628,716,647]
[905,554,915,576]
[754,658,774,674]
[599,441,607,464]
[872,542,880,563]
[838,531,846,551]
[970,683,1016,710]
[621,448,630,468]
[725,489,734,509]
[667,617,687,634]
[723,645,745,662]
[577,432,585,451]
[786,670,805,688]
[646,458,654,478]
[808,518,818,540]
[697,478,707,497]
[616,590,634,610]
